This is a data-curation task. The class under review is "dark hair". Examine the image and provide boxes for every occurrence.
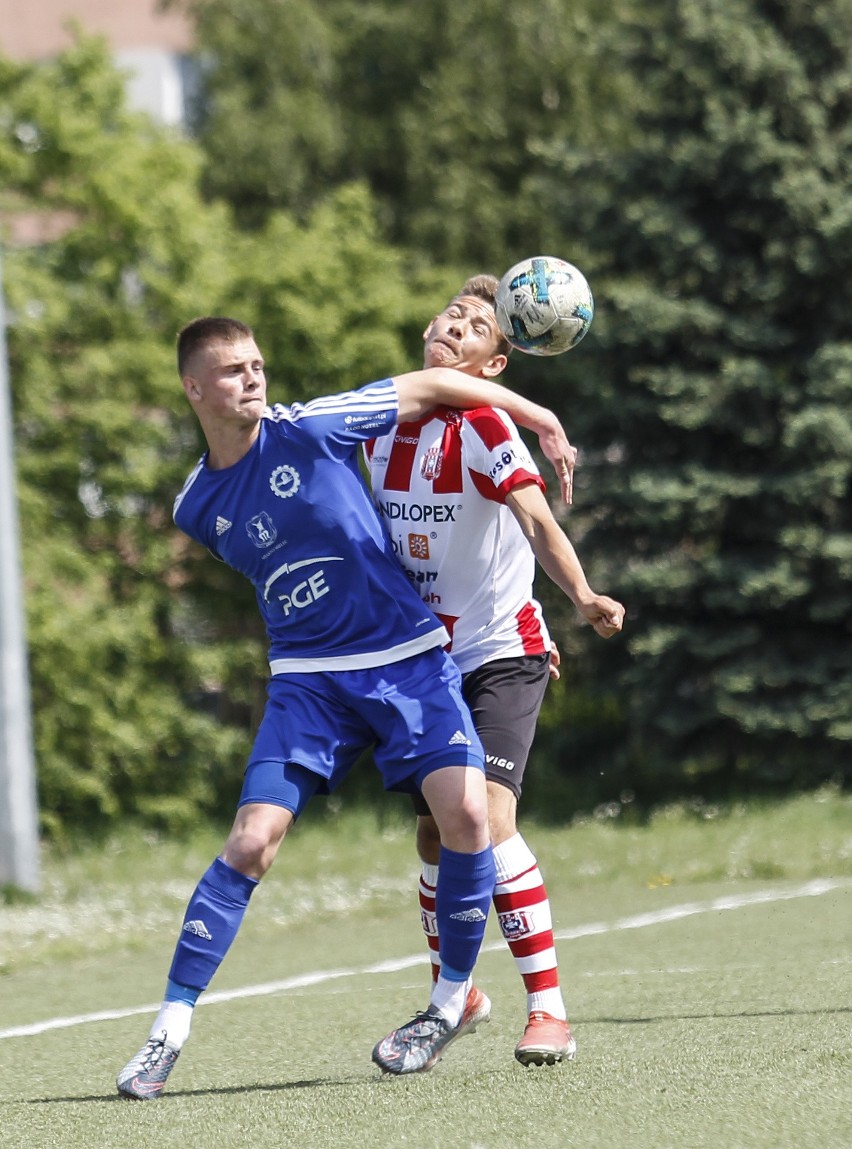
[177,316,255,376]
[454,275,513,357]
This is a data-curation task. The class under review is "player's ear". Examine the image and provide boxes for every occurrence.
[481,353,508,378]
[422,317,438,342]
[182,373,201,401]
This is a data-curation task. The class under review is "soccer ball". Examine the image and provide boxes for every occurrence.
[495,256,594,356]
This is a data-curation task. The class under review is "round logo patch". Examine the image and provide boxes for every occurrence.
[269,464,301,499]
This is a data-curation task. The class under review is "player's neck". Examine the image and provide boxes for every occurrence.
[203,421,261,471]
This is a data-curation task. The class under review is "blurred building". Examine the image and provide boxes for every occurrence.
[0,0,195,126]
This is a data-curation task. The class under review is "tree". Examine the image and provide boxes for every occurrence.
[389,0,635,265]
[168,0,636,263]
[530,0,852,795]
[1,37,440,834]
[171,0,345,226]
[1,38,251,833]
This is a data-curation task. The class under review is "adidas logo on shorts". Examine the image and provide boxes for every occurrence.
[448,730,472,746]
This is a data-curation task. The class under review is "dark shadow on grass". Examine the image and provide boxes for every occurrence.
[26,1075,377,1104]
[581,1004,852,1026]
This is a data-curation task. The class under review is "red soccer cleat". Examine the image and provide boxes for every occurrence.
[514,1011,577,1067]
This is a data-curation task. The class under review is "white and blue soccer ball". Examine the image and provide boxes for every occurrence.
[495,256,594,356]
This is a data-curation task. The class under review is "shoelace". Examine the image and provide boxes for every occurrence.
[141,1039,169,1070]
[405,1011,448,1037]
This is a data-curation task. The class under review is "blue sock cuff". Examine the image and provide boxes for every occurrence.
[210,855,259,901]
[165,979,201,1005]
[438,964,469,983]
[439,844,494,880]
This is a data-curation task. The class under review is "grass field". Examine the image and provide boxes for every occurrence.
[1,787,850,1148]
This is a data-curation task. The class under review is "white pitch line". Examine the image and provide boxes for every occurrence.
[0,876,845,1041]
[550,876,845,941]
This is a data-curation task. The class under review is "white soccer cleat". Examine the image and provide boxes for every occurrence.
[117,1033,181,1100]
[372,986,491,1075]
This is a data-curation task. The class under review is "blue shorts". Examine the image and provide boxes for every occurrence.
[239,646,484,818]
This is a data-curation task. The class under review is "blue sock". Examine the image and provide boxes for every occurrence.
[164,979,201,1006]
[167,857,258,992]
[435,844,495,980]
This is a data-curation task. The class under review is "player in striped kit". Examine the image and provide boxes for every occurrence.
[365,277,625,1066]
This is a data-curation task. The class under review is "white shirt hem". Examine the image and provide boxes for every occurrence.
[268,628,449,675]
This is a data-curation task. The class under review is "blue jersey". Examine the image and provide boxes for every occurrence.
[173,381,449,673]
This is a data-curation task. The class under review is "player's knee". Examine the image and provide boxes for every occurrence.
[223,806,292,877]
[421,766,490,851]
[443,792,490,852]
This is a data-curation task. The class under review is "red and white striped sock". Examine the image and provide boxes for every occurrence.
[418,862,441,984]
[492,833,566,1020]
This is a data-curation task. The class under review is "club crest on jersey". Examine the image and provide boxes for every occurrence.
[269,464,300,498]
[420,445,443,480]
[498,910,535,940]
[246,511,278,548]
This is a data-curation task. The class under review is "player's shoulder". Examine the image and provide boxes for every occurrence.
[264,380,396,423]
[262,402,296,425]
[461,404,519,443]
[173,455,207,516]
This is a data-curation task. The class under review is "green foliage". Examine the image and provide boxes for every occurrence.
[170,0,637,261]
[1,38,254,835]
[4,2,851,836]
[228,183,439,399]
[1,36,443,837]
[174,0,345,225]
[389,0,636,264]
[530,0,852,789]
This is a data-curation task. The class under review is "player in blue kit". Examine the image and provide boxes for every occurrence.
[116,316,578,1097]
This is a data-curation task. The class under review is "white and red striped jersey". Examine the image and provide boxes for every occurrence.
[365,405,551,674]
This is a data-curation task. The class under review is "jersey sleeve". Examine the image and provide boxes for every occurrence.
[463,406,545,502]
[172,456,218,553]
[266,381,400,461]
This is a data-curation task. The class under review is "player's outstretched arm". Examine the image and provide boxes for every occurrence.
[393,367,576,503]
[506,482,625,639]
